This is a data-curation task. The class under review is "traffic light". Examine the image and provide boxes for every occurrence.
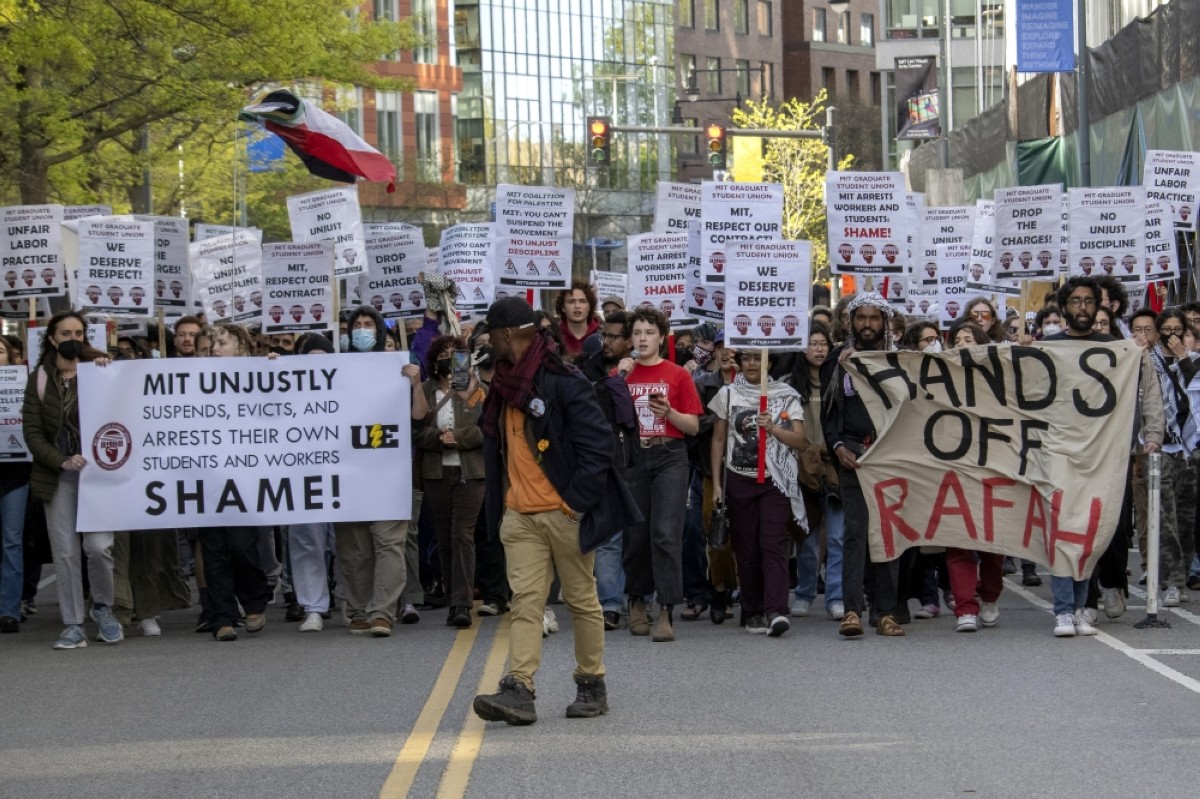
[587,116,611,168]
[706,123,727,169]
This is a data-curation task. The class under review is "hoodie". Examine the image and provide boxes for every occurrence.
[347,305,389,353]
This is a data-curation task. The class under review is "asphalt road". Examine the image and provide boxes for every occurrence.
[5,558,1200,799]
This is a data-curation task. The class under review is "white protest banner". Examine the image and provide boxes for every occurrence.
[63,205,112,221]
[1068,187,1144,283]
[825,171,906,274]
[194,224,257,242]
[134,215,196,315]
[935,243,970,328]
[0,366,29,461]
[1144,199,1179,282]
[993,184,1062,280]
[652,182,702,234]
[440,223,495,316]
[847,340,1140,578]
[261,242,334,334]
[627,233,689,325]
[76,217,155,317]
[684,225,716,321]
[426,247,440,272]
[1144,149,1200,231]
[724,240,811,350]
[494,236,571,290]
[287,186,367,279]
[494,184,575,239]
[965,201,1020,301]
[189,229,264,325]
[917,206,974,285]
[590,269,627,306]
[361,224,426,320]
[904,192,924,275]
[700,181,784,293]
[1,205,65,299]
[1058,195,1071,275]
[76,352,412,530]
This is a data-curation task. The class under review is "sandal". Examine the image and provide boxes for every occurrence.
[875,614,906,637]
[680,603,707,621]
[838,611,864,637]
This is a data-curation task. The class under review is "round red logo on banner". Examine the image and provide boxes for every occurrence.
[92,422,132,471]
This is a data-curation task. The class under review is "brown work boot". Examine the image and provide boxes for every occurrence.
[628,599,650,636]
[651,607,674,642]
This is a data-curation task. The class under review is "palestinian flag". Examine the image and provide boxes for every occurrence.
[240,90,396,192]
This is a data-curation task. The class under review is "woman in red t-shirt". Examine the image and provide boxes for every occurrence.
[615,307,702,642]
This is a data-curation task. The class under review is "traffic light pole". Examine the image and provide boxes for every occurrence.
[610,124,825,140]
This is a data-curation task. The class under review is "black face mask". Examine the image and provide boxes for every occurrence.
[57,340,83,361]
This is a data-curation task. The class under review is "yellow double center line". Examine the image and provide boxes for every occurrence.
[379,615,511,799]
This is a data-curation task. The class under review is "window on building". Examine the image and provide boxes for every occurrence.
[813,9,826,41]
[680,0,694,27]
[373,0,396,21]
[761,62,774,100]
[735,59,750,97]
[734,0,748,33]
[415,91,440,181]
[871,71,882,105]
[375,90,402,165]
[861,13,875,45]
[334,85,362,135]
[680,53,696,93]
[847,70,860,99]
[822,67,836,97]
[838,10,851,43]
[706,56,721,95]
[758,0,772,35]
[412,0,437,64]
[705,0,719,31]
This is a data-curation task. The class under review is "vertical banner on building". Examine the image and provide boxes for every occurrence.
[189,229,264,325]
[1067,187,1145,283]
[895,56,940,140]
[993,184,1063,280]
[134,215,195,316]
[1,205,65,299]
[826,172,906,275]
[627,233,689,326]
[590,270,627,305]
[1015,0,1074,72]
[261,242,334,334]
[76,217,155,316]
[1144,200,1180,282]
[652,182,702,234]
[724,240,811,350]
[286,186,367,279]
[440,224,495,316]
[700,181,784,294]
[360,224,427,320]
[1144,150,1200,232]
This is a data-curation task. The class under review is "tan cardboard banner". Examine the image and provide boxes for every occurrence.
[846,341,1140,579]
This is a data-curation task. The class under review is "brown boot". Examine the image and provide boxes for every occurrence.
[629,599,650,636]
[651,607,674,642]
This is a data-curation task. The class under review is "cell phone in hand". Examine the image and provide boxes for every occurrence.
[451,350,472,390]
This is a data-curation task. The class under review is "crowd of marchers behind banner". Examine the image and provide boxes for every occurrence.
[2,271,1196,722]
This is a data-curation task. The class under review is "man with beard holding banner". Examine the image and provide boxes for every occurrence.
[821,292,905,638]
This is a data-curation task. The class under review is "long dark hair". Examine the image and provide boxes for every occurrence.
[38,311,107,368]
[790,322,832,402]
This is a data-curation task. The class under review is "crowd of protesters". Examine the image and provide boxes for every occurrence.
[0,273,1193,724]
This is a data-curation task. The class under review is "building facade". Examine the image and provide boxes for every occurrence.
[782,0,880,106]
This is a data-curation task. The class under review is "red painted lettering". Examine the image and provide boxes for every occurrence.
[874,477,920,558]
[923,471,979,542]
[1050,491,1102,578]
[982,477,1017,544]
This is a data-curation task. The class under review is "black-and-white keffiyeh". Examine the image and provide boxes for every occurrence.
[421,271,462,339]
[1151,345,1199,454]
[841,291,894,397]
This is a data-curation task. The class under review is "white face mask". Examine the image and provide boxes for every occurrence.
[1041,323,1063,337]
[922,339,942,354]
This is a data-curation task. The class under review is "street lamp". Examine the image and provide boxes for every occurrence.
[827,0,850,16]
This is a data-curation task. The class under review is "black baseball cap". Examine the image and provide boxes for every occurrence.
[484,296,536,330]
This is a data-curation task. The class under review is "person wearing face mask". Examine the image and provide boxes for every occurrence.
[1034,306,1063,339]
[23,311,121,649]
[468,324,511,617]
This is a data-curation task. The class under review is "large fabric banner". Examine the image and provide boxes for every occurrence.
[76,353,412,530]
[846,341,1140,578]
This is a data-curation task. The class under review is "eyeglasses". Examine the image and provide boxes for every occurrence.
[918,335,939,347]
[1006,326,1020,334]
[969,310,993,321]
[1065,297,1097,308]
[1160,326,1185,336]
[601,333,626,341]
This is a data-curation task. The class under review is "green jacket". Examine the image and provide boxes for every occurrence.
[415,380,485,481]
[22,362,74,503]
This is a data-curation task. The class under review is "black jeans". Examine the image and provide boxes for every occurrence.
[201,526,271,630]
[624,439,689,606]
[839,466,899,616]
[424,469,485,608]
[474,502,510,606]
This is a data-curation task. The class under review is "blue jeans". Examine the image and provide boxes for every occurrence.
[1051,576,1088,616]
[795,493,845,609]
[0,484,27,618]
[681,470,711,605]
[593,531,625,613]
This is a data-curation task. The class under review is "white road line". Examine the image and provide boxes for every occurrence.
[1135,649,1200,656]
[1006,580,1200,697]
[1126,585,1200,627]
[37,575,56,590]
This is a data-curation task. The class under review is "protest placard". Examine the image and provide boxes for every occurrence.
[723,240,811,350]
[917,206,974,285]
[494,236,571,290]
[906,283,939,318]
[76,217,154,316]
[494,184,575,239]
[935,243,970,328]
[652,182,702,234]
[131,215,196,315]
[684,226,716,321]
[1144,149,1200,231]
[261,242,334,334]
[1067,187,1144,283]
[1,205,65,299]
[76,352,412,530]
[700,181,783,294]
[0,366,29,461]
[627,233,689,326]
[440,224,495,316]
[1144,199,1179,282]
[826,172,906,275]
[194,224,257,242]
[189,229,264,325]
[846,340,1140,578]
[63,205,112,221]
[360,224,426,319]
[590,270,627,305]
[903,192,924,275]
[286,186,367,278]
[993,184,1063,280]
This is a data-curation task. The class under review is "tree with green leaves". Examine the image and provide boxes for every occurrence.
[730,91,854,273]
[0,0,418,209]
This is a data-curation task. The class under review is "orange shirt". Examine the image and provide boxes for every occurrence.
[504,406,564,513]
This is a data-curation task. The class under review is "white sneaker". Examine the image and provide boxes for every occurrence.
[1078,607,1099,626]
[299,612,323,632]
[543,607,558,636]
[789,597,811,617]
[1102,588,1126,619]
[138,618,162,637]
[956,614,978,633]
[1074,609,1098,636]
[979,602,1000,627]
[827,602,844,620]
[1053,613,1077,637]
[1163,586,1181,607]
